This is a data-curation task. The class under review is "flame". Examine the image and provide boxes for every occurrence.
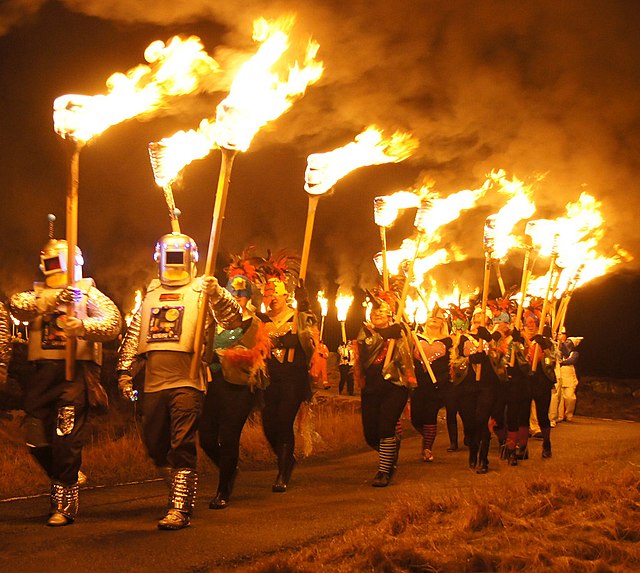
[317,290,328,317]
[404,294,428,325]
[148,122,216,188]
[54,36,219,144]
[305,126,419,196]
[414,186,486,241]
[336,292,354,322]
[373,190,422,227]
[125,290,143,327]
[214,16,323,151]
[484,171,537,259]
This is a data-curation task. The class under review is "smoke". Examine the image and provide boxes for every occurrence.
[1,0,639,310]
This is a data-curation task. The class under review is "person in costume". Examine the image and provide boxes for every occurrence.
[410,305,452,463]
[354,290,416,487]
[0,301,11,387]
[554,332,582,422]
[9,217,122,526]
[452,307,502,474]
[199,259,270,510]
[117,231,241,530]
[337,340,355,396]
[256,252,319,493]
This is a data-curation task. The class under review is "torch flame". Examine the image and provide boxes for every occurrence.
[336,292,354,322]
[54,36,219,145]
[125,290,143,327]
[214,16,323,151]
[317,290,329,317]
[374,190,422,228]
[305,126,419,196]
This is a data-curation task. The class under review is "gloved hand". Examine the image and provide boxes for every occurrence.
[294,280,310,312]
[0,366,7,385]
[118,373,138,401]
[532,334,552,349]
[491,331,503,342]
[61,316,85,337]
[476,326,492,342]
[469,351,485,364]
[201,276,221,297]
[511,329,524,343]
[56,286,83,305]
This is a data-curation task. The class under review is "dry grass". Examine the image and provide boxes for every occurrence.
[232,468,640,573]
[0,393,365,498]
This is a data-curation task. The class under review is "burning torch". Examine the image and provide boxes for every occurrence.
[335,292,354,344]
[317,290,328,340]
[190,18,324,377]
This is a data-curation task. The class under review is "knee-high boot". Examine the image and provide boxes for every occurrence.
[476,436,490,474]
[210,460,238,509]
[47,482,79,526]
[158,469,198,530]
[447,420,459,451]
[272,443,296,493]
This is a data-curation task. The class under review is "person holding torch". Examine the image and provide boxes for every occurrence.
[9,216,122,526]
[354,290,416,487]
[116,231,241,530]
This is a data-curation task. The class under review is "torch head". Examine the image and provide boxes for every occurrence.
[39,239,84,288]
[154,232,199,287]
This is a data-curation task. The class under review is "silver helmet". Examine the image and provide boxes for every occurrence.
[39,239,84,279]
[154,232,199,286]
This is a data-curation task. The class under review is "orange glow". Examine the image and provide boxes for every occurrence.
[214,16,323,151]
[317,290,329,317]
[305,126,419,196]
[336,292,354,322]
[124,290,143,327]
[54,36,219,144]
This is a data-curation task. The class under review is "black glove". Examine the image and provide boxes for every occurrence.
[294,280,310,312]
[532,334,552,350]
[469,352,485,364]
[377,323,402,340]
[280,333,299,349]
[491,331,502,342]
[511,329,524,343]
[476,326,492,342]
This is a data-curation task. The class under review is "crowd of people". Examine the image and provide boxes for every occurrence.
[0,220,583,531]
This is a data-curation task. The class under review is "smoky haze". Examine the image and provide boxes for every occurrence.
[0,1,638,376]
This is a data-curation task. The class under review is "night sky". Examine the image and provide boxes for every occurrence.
[1,1,639,377]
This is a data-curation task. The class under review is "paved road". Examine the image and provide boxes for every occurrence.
[1,415,639,572]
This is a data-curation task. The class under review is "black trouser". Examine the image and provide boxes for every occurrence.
[142,387,203,470]
[505,370,531,432]
[410,379,443,428]
[262,360,310,454]
[469,380,497,450]
[530,371,553,430]
[338,364,354,395]
[361,373,409,451]
[455,376,479,445]
[23,360,89,486]
[199,371,257,473]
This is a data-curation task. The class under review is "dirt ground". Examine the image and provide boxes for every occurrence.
[574,376,640,422]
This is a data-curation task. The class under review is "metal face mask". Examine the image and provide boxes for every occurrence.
[39,239,84,287]
[154,233,199,286]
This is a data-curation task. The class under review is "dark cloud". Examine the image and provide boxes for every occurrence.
[1,1,639,373]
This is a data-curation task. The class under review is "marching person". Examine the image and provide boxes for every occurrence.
[258,273,319,493]
[354,291,415,487]
[117,231,241,530]
[0,301,11,387]
[199,269,270,509]
[555,333,583,422]
[337,340,355,396]
[9,224,121,526]
[410,306,452,463]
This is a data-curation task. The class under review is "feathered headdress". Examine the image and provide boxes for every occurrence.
[252,249,301,307]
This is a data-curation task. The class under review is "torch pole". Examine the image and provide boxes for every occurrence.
[510,244,533,367]
[287,193,321,362]
[320,315,325,340]
[189,147,238,379]
[382,233,424,372]
[531,255,559,372]
[475,252,492,381]
[494,260,506,297]
[340,321,347,344]
[163,185,181,233]
[65,141,82,381]
[379,226,389,291]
